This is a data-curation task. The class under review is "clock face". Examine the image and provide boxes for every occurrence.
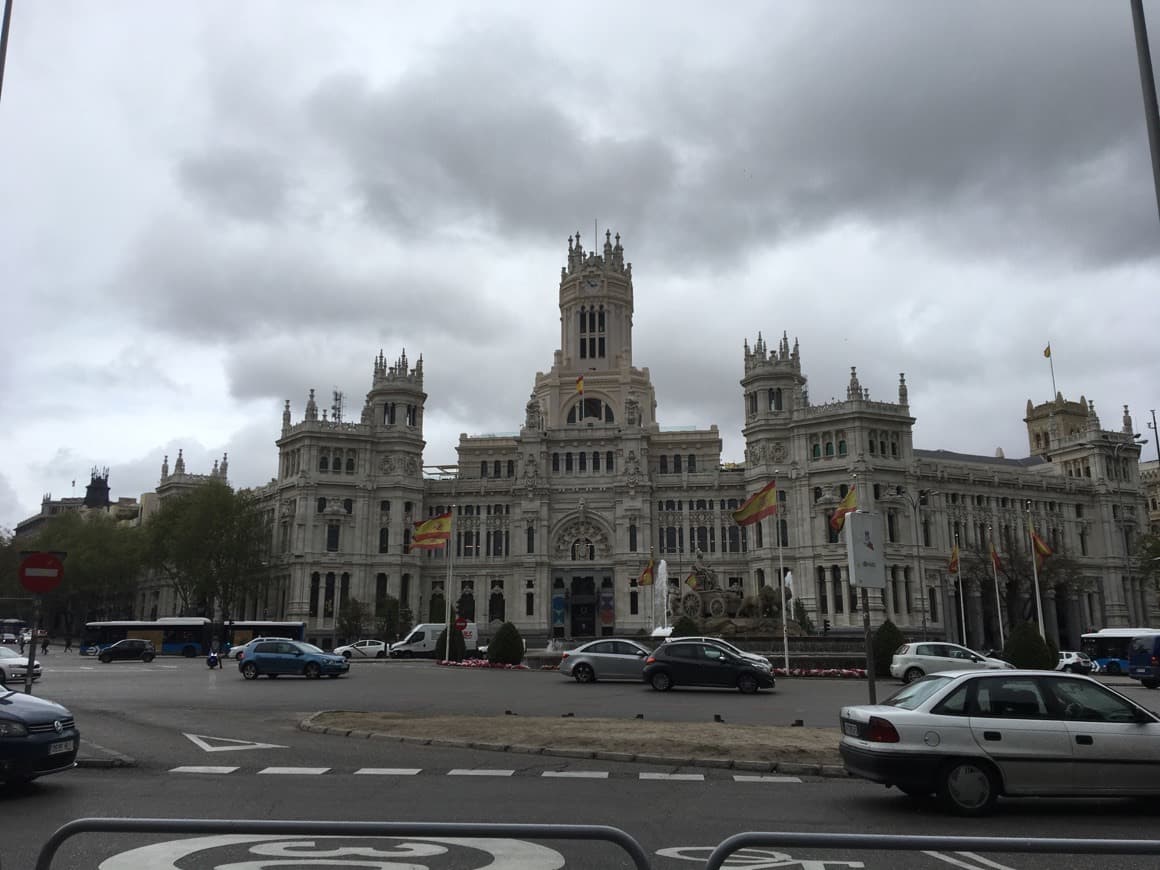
[584,276,599,290]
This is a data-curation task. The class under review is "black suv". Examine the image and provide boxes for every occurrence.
[97,638,156,663]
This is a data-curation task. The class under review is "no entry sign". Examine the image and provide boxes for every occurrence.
[19,552,64,594]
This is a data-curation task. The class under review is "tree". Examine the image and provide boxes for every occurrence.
[487,621,525,665]
[436,626,466,662]
[373,593,401,641]
[1136,532,1160,593]
[793,597,815,635]
[337,597,372,643]
[872,619,906,677]
[1002,620,1055,670]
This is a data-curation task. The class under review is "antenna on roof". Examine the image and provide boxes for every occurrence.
[331,389,344,423]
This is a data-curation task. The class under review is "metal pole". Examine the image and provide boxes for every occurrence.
[989,525,1006,649]
[776,513,789,673]
[1027,503,1047,639]
[24,596,38,694]
[956,537,968,646]
[1131,0,1160,226]
[1150,410,1160,465]
[911,494,927,641]
[861,586,876,704]
[0,0,13,105]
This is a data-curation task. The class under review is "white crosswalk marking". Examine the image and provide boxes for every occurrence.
[541,771,610,779]
[258,767,330,775]
[638,772,704,781]
[732,774,803,783]
[447,769,515,777]
[354,768,422,776]
[170,766,239,774]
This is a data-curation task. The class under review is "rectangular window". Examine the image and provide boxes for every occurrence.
[630,590,639,615]
[378,527,389,554]
[309,575,320,618]
[525,592,534,617]
[629,524,638,552]
[326,524,340,552]
[598,337,605,357]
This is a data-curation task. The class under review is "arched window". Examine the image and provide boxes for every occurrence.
[507,460,515,478]
[838,440,847,456]
[813,487,823,502]
[592,451,600,471]
[565,453,574,472]
[345,457,355,473]
[319,455,329,472]
[578,452,587,472]
[480,461,488,477]
[812,444,821,459]
[343,498,353,514]
[606,451,614,472]
[493,460,501,477]
[629,524,638,551]
[825,442,835,457]
[526,524,535,554]
[688,454,697,473]
[673,455,682,473]
[316,497,326,513]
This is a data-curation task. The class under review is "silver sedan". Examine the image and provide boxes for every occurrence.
[840,669,1160,815]
[559,638,652,683]
[0,647,42,684]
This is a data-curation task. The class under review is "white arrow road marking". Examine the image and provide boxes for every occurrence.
[171,766,239,774]
[183,733,288,752]
[733,774,803,782]
[924,852,1018,870]
[639,772,704,781]
[448,768,515,776]
[258,766,330,775]
[354,767,422,775]
[541,770,609,778]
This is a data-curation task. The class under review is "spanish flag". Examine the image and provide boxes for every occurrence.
[410,511,452,550]
[829,486,857,532]
[637,559,655,586]
[576,376,584,395]
[1043,344,1051,359]
[990,542,1002,573]
[948,544,960,574]
[1031,528,1053,570]
[731,480,777,527]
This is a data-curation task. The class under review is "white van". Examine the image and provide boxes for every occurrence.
[389,622,478,658]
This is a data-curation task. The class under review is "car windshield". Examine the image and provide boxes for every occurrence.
[881,675,954,710]
[296,642,325,654]
[0,648,19,659]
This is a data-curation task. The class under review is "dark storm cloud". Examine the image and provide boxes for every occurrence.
[177,146,293,222]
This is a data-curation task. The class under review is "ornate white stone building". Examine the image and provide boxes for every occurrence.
[166,231,1151,649]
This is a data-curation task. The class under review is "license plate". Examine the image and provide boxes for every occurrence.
[1133,668,1148,674]
[49,740,74,756]
[842,721,860,737]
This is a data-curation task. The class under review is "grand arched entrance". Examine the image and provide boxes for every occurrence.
[551,569,614,638]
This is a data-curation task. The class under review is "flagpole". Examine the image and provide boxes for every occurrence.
[989,526,1005,649]
[1046,342,1057,397]
[776,512,789,673]
[1026,502,1046,639]
[444,506,456,660]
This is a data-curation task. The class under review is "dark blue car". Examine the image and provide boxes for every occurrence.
[238,640,349,680]
[0,687,79,784]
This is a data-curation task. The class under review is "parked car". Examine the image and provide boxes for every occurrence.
[840,670,1160,815]
[0,647,42,684]
[1129,634,1160,688]
[890,642,1014,683]
[659,635,773,671]
[233,637,291,660]
[559,638,651,683]
[97,639,155,663]
[333,639,388,659]
[239,640,349,679]
[1056,650,1094,675]
[0,633,16,645]
[0,688,80,785]
[642,639,776,694]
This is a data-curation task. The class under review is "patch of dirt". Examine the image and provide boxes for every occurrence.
[311,711,841,765]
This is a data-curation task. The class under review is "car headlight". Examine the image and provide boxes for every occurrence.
[0,719,30,737]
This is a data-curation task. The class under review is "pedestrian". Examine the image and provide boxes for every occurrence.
[63,636,73,653]
[18,636,24,655]
[40,635,49,655]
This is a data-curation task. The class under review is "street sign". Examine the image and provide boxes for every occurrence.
[454,616,468,632]
[18,552,64,594]
[844,512,886,589]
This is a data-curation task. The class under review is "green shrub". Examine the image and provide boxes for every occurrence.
[872,619,906,677]
[670,615,699,637]
[487,621,525,665]
[435,626,466,662]
[1001,621,1055,670]
[793,598,815,635]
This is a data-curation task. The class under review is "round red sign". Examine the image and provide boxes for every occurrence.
[454,616,468,632]
[19,552,64,594]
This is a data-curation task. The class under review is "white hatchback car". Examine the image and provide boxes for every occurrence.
[891,641,1013,683]
[333,639,388,659]
[841,670,1160,815]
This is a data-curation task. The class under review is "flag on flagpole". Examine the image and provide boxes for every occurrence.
[829,486,857,532]
[990,542,1002,573]
[685,572,700,590]
[637,559,655,586]
[576,376,584,395]
[410,511,452,550]
[731,480,778,526]
[1031,529,1053,570]
[948,544,960,574]
[1043,344,1051,358]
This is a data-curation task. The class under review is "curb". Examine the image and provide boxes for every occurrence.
[298,711,847,779]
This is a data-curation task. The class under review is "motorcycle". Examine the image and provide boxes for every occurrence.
[206,650,221,669]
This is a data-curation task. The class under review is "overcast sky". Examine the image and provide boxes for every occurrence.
[2,1,1159,532]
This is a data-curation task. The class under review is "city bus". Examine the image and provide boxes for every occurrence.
[1080,628,1160,675]
[223,620,306,656]
[81,617,213,657]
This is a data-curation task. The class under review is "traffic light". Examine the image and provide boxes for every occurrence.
[823,619,831,634]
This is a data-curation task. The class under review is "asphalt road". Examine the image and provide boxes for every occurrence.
[2,656,1159,869]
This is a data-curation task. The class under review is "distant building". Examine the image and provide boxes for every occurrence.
[14,467,140,539]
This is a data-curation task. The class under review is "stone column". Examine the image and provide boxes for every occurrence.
[966,578,985,651]
[1043,586,1061,649]
[1064,587,1084,651]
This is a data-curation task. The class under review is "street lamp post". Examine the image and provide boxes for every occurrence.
[895,487,935,641]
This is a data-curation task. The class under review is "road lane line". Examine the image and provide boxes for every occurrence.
[955,852,1018,870]
[541,771,610,778]
[354,768,422,775]
[732,774,803,783]
[258,767,330,775]
[448,769,515,777]
[170,766,239,774]
[639,772,704,781]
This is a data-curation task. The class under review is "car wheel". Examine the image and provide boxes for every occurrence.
[737,673,759,694]
[1142,679,1159,689]
[376,651,386,659]
[1105,661,1122,676]
[98,654,111,664]
[142,653,155,663]
[304,662,322,679]
[903,667,924,684]
[938,759,999,816]
[650,671,673,692]
[182,646,196,658]
[241,662,259,680]
[573,664,595,684]
[235,651,244,660]
[342,651,351,659]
